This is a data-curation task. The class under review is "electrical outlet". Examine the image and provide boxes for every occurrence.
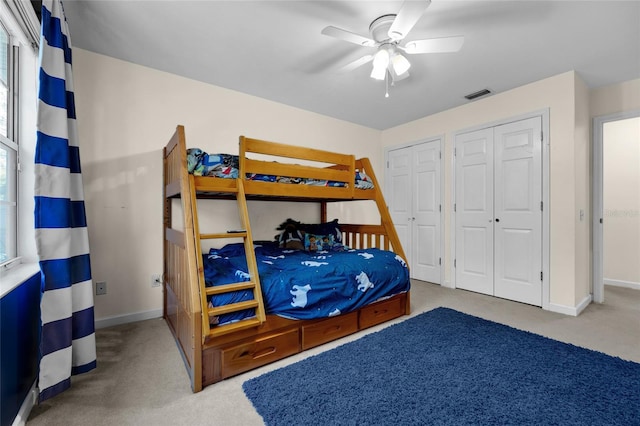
[96,281,107,295]
[151,274,162,288]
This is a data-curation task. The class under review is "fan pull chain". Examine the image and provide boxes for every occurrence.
[385,70,390,98]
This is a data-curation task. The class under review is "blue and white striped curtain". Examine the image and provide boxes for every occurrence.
[34,0,96,402]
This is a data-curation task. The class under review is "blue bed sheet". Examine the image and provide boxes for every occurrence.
[203,242,410,325]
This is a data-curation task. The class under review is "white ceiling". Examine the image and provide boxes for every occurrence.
[62,1,640,130]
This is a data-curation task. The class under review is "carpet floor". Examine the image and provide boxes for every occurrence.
[243,307,640,426]
[26,283,640,426]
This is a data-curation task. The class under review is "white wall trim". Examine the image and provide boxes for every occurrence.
[94,309,163,329]
[604,279,640,291]
[548,294,592,317]
[11,380,37,426]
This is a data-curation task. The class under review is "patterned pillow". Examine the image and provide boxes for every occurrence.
[300,219,342,244]
[304,233,335,252]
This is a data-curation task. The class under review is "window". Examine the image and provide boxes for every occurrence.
[0,21,17,265]
[0,1,39,280]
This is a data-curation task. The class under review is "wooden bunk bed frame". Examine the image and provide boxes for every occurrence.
[163,125,410,392]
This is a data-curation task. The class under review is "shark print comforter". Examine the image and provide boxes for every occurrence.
[203,242,410,325]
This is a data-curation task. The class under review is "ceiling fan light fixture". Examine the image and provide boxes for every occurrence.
[370,65,387,81]
[370,49,390,80]
[391,53,411,76]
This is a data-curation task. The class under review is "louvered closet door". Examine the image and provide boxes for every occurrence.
[493,117,542,306]
[455,128,494,295]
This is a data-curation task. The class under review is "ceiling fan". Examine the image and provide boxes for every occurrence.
[321,0,464,92]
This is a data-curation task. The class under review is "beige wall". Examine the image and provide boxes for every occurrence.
[74,45,638,321]
[603,117,640,285]
[73,49,380,322]
[590,79,640,118]
[381,71,585,309]
[574,76,591,304]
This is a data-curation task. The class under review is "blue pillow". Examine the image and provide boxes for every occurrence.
[300,219,342,243]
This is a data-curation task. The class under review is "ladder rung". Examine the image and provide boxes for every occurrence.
[201,231,248,239]
[206,281,257,296]
[208,317,263,338]
[209,300,259,317]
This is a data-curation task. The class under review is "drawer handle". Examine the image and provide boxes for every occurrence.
[322,325,342,335]
[374,309,388,317]
[252,346,277,359]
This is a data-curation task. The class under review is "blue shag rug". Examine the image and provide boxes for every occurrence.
[243,307,640,426]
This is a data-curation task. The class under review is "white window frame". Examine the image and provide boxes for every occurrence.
[0,20,19,268]
[0,0,40,297]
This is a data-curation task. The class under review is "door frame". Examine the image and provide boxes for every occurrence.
[592,110,640,303]
[450,109,550,310]
[385,135,445,285]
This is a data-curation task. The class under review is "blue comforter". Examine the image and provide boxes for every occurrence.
[203,242,410,324]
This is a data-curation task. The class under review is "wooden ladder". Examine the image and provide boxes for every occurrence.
[189,173,266,342]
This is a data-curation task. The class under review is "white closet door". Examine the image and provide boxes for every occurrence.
[387,141,442,283]
[388,147,412,262]
[455,128,494,295]
[413,141,441,283]
[493,117,542,305]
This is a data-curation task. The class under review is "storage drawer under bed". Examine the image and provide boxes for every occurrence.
[301,311,358,350]
[220,329,300,379]
[358,295,406,329]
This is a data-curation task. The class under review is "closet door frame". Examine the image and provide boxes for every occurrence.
[385,135,445,285]
[450,110,550,310]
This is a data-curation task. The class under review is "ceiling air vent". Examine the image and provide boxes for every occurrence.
[464,89,492,100]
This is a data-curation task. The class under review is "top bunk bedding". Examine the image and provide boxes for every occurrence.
[187,147,375,190]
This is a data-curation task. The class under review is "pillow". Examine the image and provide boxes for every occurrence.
[276,219,305,250]
[304,233,334,252]
[300,219,342,244]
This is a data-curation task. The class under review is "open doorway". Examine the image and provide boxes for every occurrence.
[593,111,640,303]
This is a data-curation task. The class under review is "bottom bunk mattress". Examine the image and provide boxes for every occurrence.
[203,242,410,325]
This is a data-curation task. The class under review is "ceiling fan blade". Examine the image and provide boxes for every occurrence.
[321,26,376,47]
[388,0,432,41]
[338,55,374,72]
[402,36,465,54]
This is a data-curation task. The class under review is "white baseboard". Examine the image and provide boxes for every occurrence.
[94,308,163,329]
[12,381,37,426]
[604,278,640,291]
[441,280,455,289]
[547,294,592,316]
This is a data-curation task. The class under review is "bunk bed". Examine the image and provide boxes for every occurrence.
[163,125,410,392]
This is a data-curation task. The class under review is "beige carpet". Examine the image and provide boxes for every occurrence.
[27,282,640,426]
